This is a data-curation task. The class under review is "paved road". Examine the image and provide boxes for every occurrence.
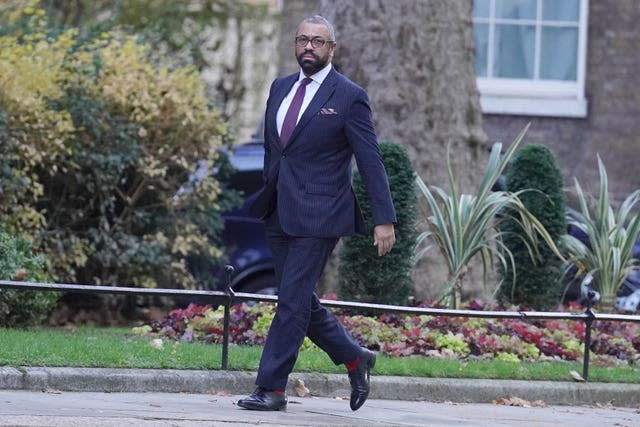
[0,390,638,427]
[2,367,640,408]
[1,367,639,426]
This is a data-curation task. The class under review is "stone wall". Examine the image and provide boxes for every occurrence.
[200,3,281,143]
[482,0,640,205]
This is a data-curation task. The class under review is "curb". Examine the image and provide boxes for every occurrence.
[1,367,639,408]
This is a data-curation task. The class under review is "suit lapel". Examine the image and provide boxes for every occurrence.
[284,69,338,150]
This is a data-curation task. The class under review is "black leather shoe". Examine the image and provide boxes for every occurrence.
[348,348,376,411]
[237,387,287,411]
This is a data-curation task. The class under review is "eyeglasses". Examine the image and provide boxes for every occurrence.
[294,35,334,48]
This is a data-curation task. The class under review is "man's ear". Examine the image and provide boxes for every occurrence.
[329,43,337,61]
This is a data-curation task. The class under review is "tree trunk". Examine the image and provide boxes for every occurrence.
[282,0,489,301]
[276,0,320,76]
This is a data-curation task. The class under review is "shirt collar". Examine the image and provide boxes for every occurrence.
[298,63,332,85]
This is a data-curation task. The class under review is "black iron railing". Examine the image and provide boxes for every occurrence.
[2,270,639,380]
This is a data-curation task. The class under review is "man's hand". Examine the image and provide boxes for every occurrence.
[373,223,396,256]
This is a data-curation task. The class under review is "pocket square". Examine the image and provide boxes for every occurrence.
[319,107,338,115]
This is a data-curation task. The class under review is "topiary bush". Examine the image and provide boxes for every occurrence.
[0,230,59,327]
[338,142,419,306]
[0,6,237,290]
[497,144,566,310]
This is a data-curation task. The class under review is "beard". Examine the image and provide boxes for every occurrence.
[297,51,329,75]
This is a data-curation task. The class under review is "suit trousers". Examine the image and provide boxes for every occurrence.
[255,210,361,390]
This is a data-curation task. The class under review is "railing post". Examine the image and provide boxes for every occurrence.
[221,265,235,370]
[582,291,597,381]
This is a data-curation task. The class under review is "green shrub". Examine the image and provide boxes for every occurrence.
[497,144,566,310]
[414,126,562,309]
[0,7,236,289]
[562,156,640,311]
[338,142,418,305]
[0,230,59,327]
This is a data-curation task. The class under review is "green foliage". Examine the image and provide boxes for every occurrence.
[497,144,566,310]
[338,142,419,305]
[0,112,32,223]
[343,315,407,349]
[38,0,267,69]
[434,332,470,356]
[562,156,640,310]
[135,301,640,368]
[0,230,59,327]
[415,124,564,308]
[2,326,640,382]
[0,6,237,289]
[0,0,271,121]
[495,352,520,363]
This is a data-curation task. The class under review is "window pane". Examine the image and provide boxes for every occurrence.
[473,0,490,18]
[540,27,578,80]
[493,24,535,78]
[543,0,580,21]
[495,0,536,20]
[474,23,489,77]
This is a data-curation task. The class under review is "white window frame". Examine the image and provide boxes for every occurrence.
[474,0,589,118]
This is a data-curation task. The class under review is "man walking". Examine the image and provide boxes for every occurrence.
[239,15,396,412]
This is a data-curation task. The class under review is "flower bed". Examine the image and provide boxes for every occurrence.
[133,301,640,366]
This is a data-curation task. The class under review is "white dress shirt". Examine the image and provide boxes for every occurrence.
[276,63,333,137]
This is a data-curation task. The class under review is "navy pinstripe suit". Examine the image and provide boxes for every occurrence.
[249,67,396,391]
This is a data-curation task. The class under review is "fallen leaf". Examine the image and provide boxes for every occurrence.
[148,306,167,321]
[208,399,218,403]
[293,378,310,397]
[216,390,232,397]
[149,338,164,349]
[492,397,546,408]
[14,268,26,281]
[569,370,585,382]
[595,401,615,409]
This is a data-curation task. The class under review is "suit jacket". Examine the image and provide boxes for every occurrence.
[249,67,396,238]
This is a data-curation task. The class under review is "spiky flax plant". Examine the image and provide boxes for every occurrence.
[415,124,564,308]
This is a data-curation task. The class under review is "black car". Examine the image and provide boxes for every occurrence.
[181,129,276,296]
[563,207,640,312]
[217,140,276,294]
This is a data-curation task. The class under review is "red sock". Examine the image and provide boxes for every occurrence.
[271,389,285,395]
[345,357,361,372]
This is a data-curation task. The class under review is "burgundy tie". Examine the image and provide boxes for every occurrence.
[280,77,313,146]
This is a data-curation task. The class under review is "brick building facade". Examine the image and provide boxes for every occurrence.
[481,0,640,205]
